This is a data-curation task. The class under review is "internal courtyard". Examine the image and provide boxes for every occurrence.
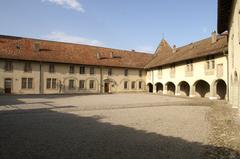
[0,93,239,159]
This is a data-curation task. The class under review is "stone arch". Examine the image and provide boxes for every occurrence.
[155,82,163,94]
[193,80,210,98]
[212,79,227,100]
[136,79,146,90]
[177,81,190,96]
[86,77,100,91]
[103,78,118,93]
[166,82,175,95]
[147,83,153,93]
[63,76,78,91]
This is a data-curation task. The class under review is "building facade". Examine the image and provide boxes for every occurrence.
[218,0,240,111]
[145,33,228,100]
[0,36,151,94]
[0,33,229,100]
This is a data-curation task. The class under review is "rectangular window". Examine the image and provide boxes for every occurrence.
[186,60,193,72]
[69,64,75,74]
[24,62,32,72]
[131,82,135,89]
[49,64,55,73]
[46,78,57,89]
[89,80,95,89]
[124,81,128,89]
[139,70,142,77]
[90,67,95,75]
[5,61,13,72]
[69,80,75,90]
[22,78,33,89]
[124,69,128,76]
[211,60,215,69]
[139,81,142,89]
[206,56,215,70]
[47,78,51,89]
[108,68,112,76]
[80,66,85,74]
[28,78,33,89]
[22,78,27,89]
[79,80,85,89]
[52,78,57,89]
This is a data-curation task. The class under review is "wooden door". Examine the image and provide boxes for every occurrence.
[104,83,109,93]
[4,78,12,94]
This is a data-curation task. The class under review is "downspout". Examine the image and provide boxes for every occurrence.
[100,66,103,93]
[225,49,230,102]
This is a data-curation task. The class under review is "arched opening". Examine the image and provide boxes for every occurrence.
[104,79,117,93]
[215,80,227,100]
[178,81,190,96]
[194,80,210,98]
[155,82,163,94]
[147,83,153,93]
[166,82,175,95]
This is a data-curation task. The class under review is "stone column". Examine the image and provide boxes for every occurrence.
[163,84,168,95]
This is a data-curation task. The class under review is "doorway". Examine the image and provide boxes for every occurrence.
[4,78,12,94]
[104,83,109,93]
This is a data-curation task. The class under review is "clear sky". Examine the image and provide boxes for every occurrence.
[0,0,217,53]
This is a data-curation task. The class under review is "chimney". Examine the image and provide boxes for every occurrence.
[110,52,113,58]
[211,31,217,43]
[33,43,40,52]
[173,45,177,53]
[96,52,100,59]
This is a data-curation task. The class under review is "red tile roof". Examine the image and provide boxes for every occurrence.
[145,35,228,69]
[0,35,153,69]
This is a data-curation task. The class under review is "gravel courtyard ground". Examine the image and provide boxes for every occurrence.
[0,93,239,159]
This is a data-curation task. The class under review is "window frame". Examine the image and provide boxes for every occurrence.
[79,65,85,74]
[69,64,75,74]
[49,64,55,73]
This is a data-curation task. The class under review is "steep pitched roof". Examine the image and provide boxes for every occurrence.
[0,35,153,69]
[217,0,233,33]
[145,35,228,69]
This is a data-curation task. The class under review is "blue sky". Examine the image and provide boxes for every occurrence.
[0,0,217,53]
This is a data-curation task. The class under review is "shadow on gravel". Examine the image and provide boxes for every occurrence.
[0,108,239,159]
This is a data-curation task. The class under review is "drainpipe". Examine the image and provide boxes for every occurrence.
[225,49,230,102]
[100,66,103,93]
[39,61,43,94]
